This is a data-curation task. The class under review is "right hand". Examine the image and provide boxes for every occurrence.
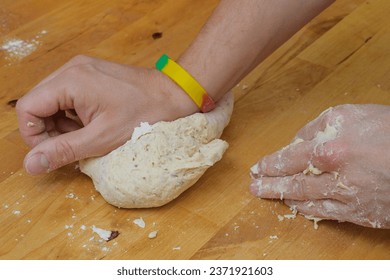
[16,55,198,175]
[250,104,390,228]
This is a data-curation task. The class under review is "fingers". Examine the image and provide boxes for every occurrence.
[17,55,96,143]
[284,199,385,228]
[250,172,354,203]
[23,117,113,175]
[16,88,68,147]
[251,140,317,177]
[294,107,331,141]
[251,107,344,177]
[15,63,88,149]
[284,199,352,224]
[251,139,342,178]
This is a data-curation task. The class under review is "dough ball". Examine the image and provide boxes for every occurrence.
[79,92,234,208]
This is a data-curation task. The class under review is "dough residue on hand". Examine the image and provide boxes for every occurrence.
[79,93,234,208]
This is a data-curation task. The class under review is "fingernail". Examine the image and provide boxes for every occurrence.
[25,153,50,175]
[250,163,259,177]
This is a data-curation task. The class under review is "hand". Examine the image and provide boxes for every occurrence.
[250,104,390,229]
[16,55,197,175]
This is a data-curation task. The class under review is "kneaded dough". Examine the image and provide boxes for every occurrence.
[79,92,234,208]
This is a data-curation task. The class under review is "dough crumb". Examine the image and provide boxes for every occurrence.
[291,138,304,145]
[27,121,35,127]
[304,215,322,230]
[368,220,381,228]
[336,181,352,191]
[307,201,316,207]
[303,163,322,175]
[133,217,146,228]
[107,231,120,241]
[283,205,298,219]
[172,246,181,251]
[65,193,77,199]
[148,231,158,239]
[91,225,119,241]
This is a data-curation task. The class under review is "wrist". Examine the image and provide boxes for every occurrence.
[154,69,199,118]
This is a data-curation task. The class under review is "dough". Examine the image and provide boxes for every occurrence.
[79,92,234,208]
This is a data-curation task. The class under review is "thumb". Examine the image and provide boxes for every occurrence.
[23,122,109,175]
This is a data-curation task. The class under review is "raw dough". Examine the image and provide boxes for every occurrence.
[79,92,234,208]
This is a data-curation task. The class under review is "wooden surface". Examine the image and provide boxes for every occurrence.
[1,0,389,260]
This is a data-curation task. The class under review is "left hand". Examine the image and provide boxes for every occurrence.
[249,104,390,229]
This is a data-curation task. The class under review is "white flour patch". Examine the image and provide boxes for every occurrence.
[1,38,38,60]
[1,30,47,62]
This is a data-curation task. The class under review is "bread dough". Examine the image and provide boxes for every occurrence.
[79,93,234,208]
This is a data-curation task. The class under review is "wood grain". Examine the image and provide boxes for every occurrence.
[0,0,389,260]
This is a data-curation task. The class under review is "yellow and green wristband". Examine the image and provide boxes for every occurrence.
[156,54,215,113]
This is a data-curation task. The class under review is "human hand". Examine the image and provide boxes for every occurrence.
[250,104,390,229]
[16,55,197,175]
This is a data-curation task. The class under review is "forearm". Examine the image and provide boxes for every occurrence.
[178,0,335,101]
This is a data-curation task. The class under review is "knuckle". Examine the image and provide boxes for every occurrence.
[69,54,93,65]
[321,106,345,125]
[289,174,307,199]
[15,97,27,114]
[64,63,95,81]
[314,140,346,169]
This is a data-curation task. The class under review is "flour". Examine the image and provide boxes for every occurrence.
[1,30,47,61]
[314,122,339,144]
[1,38,38,60]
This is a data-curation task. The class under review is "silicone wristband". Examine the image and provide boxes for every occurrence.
[156,54,215,112]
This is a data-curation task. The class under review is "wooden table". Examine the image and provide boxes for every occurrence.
[0,0,389,260]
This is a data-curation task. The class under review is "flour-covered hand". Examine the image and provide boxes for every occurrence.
[250,104,390,228]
